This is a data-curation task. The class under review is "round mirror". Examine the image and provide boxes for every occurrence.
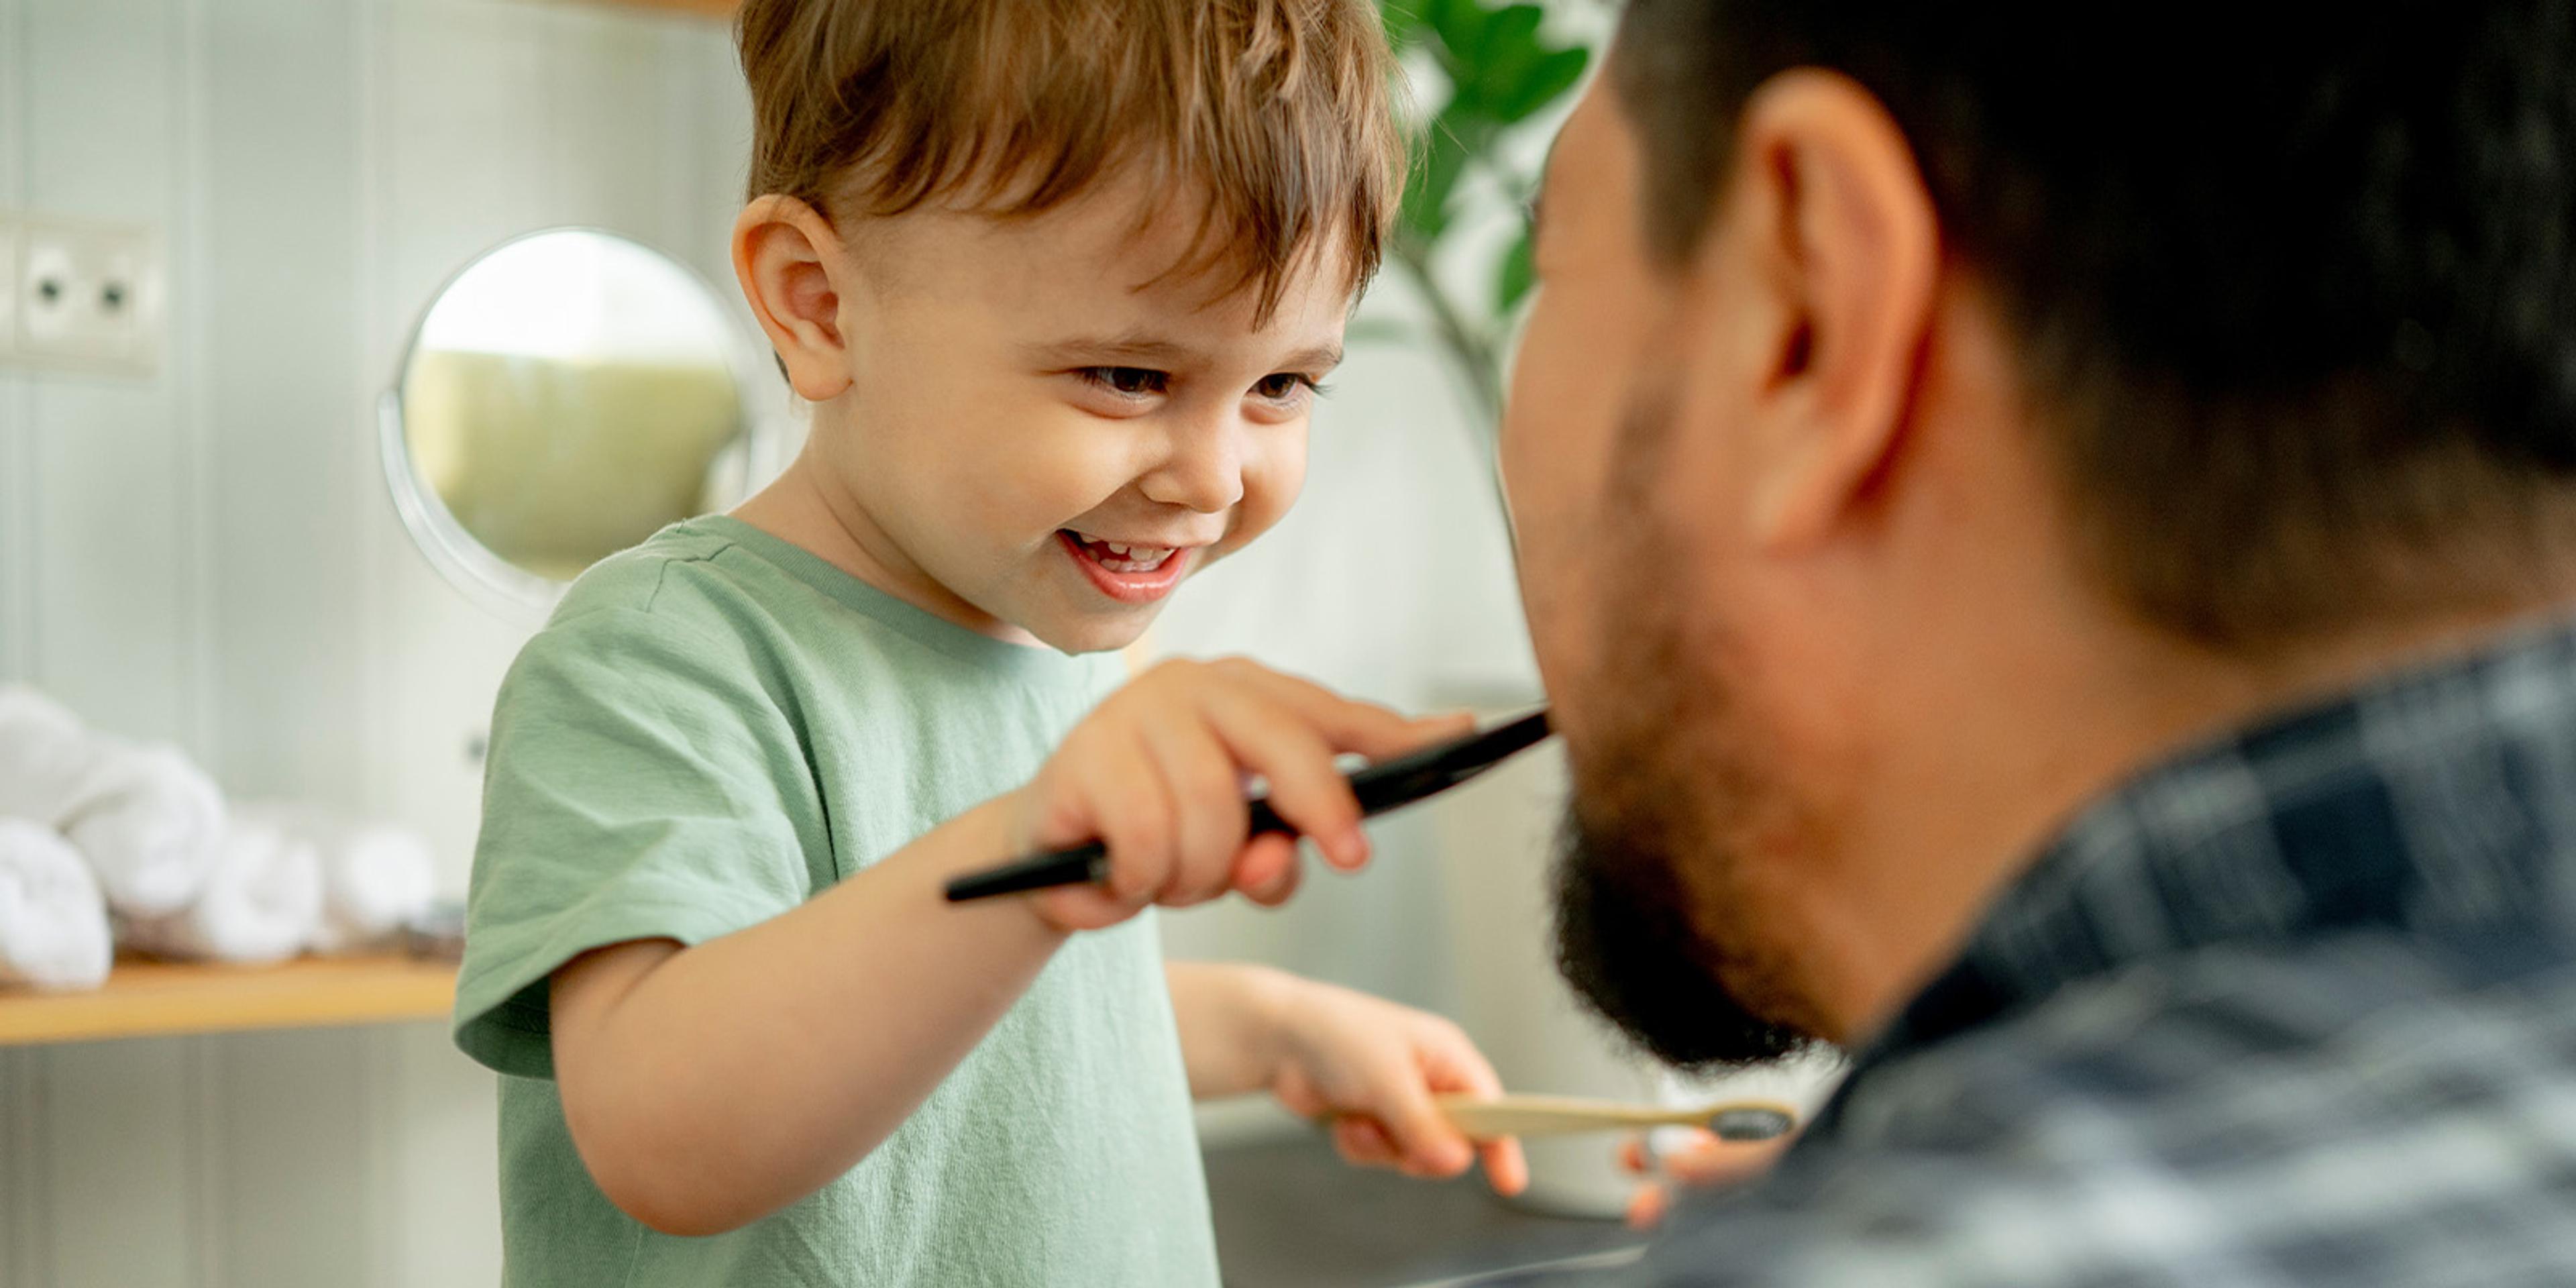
[380,228,784,614]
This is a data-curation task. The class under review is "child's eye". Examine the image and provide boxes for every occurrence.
[1079,366,1169,396]
[1251,372,1322,403]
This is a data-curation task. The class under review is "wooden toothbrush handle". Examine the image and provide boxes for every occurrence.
[1434,1093,1799,1141]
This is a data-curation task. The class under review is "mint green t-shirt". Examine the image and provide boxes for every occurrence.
[451,516,1218,1288]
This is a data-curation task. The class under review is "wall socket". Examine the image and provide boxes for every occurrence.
[0,211,166,379]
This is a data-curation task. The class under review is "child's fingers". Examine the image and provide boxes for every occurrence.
[1273,1065,1327,1120]
[1029,881,1146,931]
[1234,835,1303,906]
[1086,732,1183,903]
[1363,1075,1477,1179]
[1619,1134,1652,1175]
[1331,1116,1401,1169]
[1613,1126,1791,1195]
[1137,716,1252,906]
[1415,1024,1523,1193]
[1230,663,1471,761]
[1479,1135,1529,1197]
[1196,689,1371,869]
[1662,1132,1794,1187]
[1625,1182,1672,1230]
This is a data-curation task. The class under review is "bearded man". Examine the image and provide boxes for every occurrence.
[1504,3,2576,1282]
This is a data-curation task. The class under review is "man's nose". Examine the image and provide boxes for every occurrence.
[1137,410,1249,514]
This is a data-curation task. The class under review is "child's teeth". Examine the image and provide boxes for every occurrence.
[1070,532,1176,572]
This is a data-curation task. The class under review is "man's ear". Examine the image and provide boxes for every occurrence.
[733,195,855,402]
[1715,69,1939,551]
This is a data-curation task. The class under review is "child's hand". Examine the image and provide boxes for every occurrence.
[1616,1127,1796,1228]
[1008,658,1471,932]
[1264,975,1529,1196]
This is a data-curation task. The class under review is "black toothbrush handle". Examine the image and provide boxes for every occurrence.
[940,841,1107,902]
[944,800,1295,902]
[941,708,1549,904]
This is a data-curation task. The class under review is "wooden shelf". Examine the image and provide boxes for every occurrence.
[0,955,458,1047]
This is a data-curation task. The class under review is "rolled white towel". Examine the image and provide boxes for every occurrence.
[0,818,114,990]
[0,686,106,826]
[117,820,319,965]
[313,823,436,954]
[234,802,437,954]
[60,741,227,918]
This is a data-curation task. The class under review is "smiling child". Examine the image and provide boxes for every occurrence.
[448,3,1525,1285]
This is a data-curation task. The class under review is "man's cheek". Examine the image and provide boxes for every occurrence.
[1501,407,1575,547]
[1501,303,1570,492]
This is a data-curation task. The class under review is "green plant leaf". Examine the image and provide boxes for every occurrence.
[1461,30,1540,120]
[1396,110,1489,250]
[1379,0,1428,52]
[1424,2,1584,130]
[1425,0,1493,64]
[1489,45,1589,124]
[1495,225,1536,314]
[1484,4,1545,60]
[1382,0,1602,438]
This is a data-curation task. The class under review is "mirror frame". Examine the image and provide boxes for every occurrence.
[378,226,785,620]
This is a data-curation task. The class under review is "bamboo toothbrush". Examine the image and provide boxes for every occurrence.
[1435,1093,1798,1142]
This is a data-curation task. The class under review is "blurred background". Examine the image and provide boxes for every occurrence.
[0,1,1827,1284]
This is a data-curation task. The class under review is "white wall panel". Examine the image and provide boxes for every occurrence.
[204,0,366,805]
[675,22,757,341]
[195,1,381,1283]
[539,5,684,242]
[208,1030,375,1286]
[17,1,205,1285]
[0,3,747,1284]
[376,1023,502,1288]
[372,0,552,885]
[21,0,191,743]
[34,1040,200,1288]
[0,1,38,1274]
[0,0,33,686]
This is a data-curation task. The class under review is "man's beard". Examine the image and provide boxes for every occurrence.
[1547,388,1830,1071]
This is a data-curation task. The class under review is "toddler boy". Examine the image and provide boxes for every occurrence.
[451,2,1525,1284]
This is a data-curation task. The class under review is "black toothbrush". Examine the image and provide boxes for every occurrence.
[944,707,1554,902]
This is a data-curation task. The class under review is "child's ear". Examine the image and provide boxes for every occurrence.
[733,195,854,401]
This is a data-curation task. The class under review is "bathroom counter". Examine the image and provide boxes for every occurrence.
[0,953,455,1046]
[1206,1130,1646,1287]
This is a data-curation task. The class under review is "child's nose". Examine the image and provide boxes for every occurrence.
[1137,415,1249,514]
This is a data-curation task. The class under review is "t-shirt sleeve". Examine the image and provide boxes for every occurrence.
[451,603,823,1079]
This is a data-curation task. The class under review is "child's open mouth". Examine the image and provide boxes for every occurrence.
[1059,530,1192,603]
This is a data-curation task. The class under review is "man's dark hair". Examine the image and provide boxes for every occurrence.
[1613,3,2576,646]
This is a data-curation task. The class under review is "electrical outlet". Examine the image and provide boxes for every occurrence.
[4,213,164,378]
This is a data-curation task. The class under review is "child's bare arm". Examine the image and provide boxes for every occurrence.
[548,794,1057,1237]
[545,659,1462,1237]
[1165,960,1529,1196]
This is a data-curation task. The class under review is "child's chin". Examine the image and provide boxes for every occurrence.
[1028,607,1160,656]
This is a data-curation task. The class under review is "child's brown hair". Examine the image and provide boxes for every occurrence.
[736,0,1407,321]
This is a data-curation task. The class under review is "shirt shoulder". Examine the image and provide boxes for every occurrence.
[1619,932,2576,1287]
[542,521,780,649]
[458,529,834,1081]
[510,520,939,729]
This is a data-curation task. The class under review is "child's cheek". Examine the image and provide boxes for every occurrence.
[1238,429,1309,543]
[1006,433,1119,525]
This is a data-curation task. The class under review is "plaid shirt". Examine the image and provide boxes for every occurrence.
[1570,619,2576,1287]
